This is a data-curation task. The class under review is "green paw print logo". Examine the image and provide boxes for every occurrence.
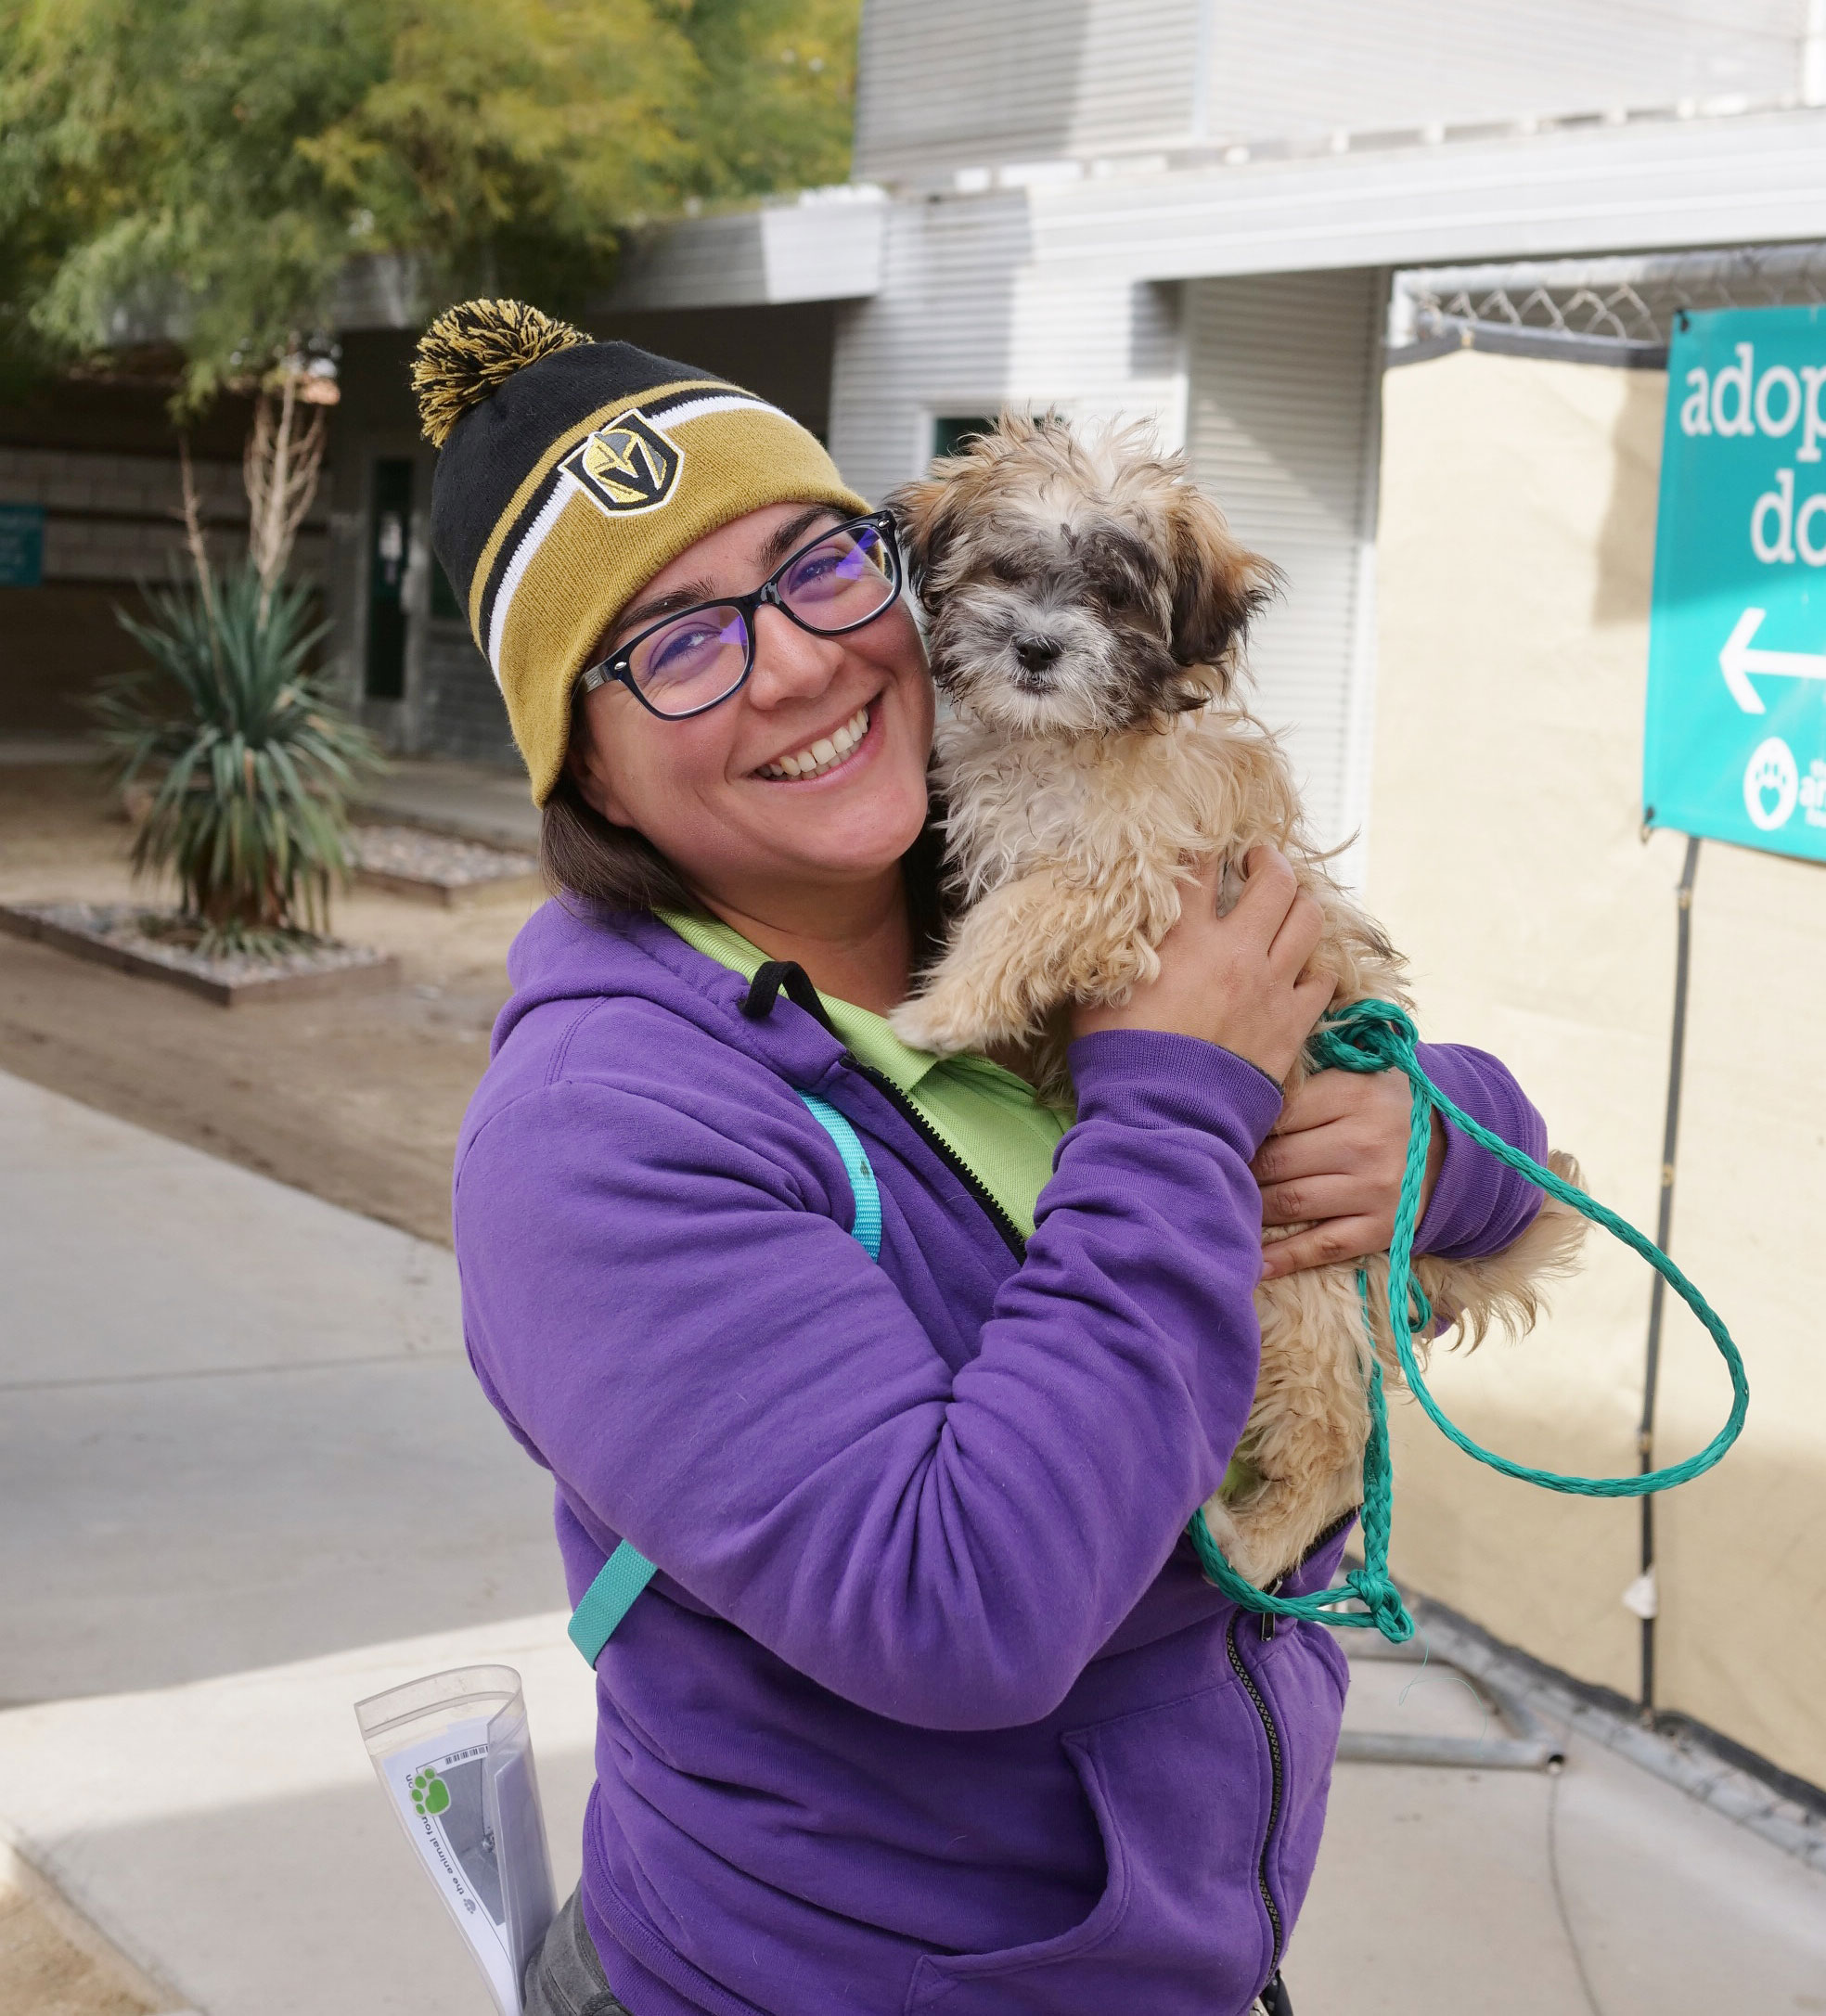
[411,1767,451,1817]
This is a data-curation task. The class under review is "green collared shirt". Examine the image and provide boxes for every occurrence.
[662,910,1256,1497]
[660,910,1072,1238]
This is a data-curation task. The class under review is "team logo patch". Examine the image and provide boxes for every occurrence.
[561,409,684,516]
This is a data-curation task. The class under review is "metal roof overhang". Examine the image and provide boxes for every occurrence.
[1029,107,1826,281]
[603,196,887,312]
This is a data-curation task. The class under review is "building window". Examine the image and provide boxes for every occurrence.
[932,416,996,459]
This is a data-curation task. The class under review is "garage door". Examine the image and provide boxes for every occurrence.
[1185,267,1384,866]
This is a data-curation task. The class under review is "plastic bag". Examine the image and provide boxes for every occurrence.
[356,1663,556,2014]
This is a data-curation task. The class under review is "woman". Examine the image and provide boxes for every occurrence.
[422,302,1549,2016]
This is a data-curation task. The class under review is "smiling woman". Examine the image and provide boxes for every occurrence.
[418,299,1555,2016]
[559,502,934,1012]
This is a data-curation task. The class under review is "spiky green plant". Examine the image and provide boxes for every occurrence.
[95,566,383,957]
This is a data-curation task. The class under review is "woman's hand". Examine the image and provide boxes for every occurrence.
[1071,850,1333,1084]
[1253,1069,1447,1279]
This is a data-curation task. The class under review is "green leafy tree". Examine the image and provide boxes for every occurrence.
[0,0,862,407]
[0,0,702,406]
[680,0,861,202]
[1,0,859,955]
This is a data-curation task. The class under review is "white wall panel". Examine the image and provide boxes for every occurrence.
[826,195,1189,505]
[827,195,1033,505]
[1184,268,1383,856]
[853,0,1200,181]
[1201,0,1808,149]
[853,0,1808,184]
[1068,0,1202,155]
[854,3,1091,180]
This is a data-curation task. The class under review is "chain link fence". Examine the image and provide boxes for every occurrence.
[1388,242,1826,367]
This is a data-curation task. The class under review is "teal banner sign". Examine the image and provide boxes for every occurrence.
[1646,305,1826,862]
[0,503,45,586]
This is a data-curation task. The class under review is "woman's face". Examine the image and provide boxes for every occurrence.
[568,502,935,913]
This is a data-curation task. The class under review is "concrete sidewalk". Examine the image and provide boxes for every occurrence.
[1302,1650,1826,2012]
[0,1069,585,2012]
[4,1068,1823,2014]
[0,1072,563,1704]
[354,759,539,854]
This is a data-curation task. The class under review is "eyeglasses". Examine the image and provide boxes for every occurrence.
[577,511,904,721]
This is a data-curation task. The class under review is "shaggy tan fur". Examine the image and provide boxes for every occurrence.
[888,414,1587,1586]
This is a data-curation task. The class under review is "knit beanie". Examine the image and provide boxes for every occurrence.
[413,299,868,803]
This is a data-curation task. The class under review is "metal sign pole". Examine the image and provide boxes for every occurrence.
[1637,831,1701,1718]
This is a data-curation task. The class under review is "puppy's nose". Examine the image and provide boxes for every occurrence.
[1012,633,1061,673]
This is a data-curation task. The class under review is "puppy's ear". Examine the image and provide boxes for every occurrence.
[885,473,967,610]
[1165,484,1279,674]
[886,469,996,612]
[887,414,1027,607]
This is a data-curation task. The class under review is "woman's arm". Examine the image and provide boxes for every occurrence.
[1254,1043,1549,1278]
[457,852,1330,1736]
[456,1030,1280,1734]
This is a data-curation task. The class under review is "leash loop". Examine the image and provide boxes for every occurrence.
[1190,998,1749,1642]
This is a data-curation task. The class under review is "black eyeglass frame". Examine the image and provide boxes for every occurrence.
[575,509,905,721]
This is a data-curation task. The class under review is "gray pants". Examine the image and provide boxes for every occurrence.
[521,1885,1293,2016]
[521,1888,633,2016]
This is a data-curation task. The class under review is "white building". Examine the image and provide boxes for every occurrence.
[605,0,1826,861]
[601,3,1826,1798]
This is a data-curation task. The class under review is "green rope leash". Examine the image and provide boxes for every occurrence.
[1189,1273,1418,1641]
[1189,997,1750,1642]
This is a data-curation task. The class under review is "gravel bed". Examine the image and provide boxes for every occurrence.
[350,824,537,889]
[0,901,393,998]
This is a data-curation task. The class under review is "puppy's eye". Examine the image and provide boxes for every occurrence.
[1083,568,1146,611]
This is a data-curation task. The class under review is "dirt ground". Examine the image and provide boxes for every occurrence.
[0,1843,167,2016]
[0,763,541,1248]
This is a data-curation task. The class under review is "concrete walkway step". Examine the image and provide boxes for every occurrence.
[354,760,540,854]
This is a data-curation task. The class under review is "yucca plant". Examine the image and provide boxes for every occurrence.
[95,564,382,957]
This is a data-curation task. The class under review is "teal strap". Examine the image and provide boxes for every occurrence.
[796,1090,882,1261]
[1189,997,1749,1643]
[567,1539,660,1663]
[569,1087,881,1664]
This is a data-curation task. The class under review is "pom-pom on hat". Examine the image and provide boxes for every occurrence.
[416,298,868,804]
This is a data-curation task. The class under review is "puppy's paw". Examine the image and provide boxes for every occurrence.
[1193,1493,1270,1589]
[890,988,994,1058]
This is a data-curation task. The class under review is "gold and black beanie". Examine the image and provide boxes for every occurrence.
[414,299,868,803]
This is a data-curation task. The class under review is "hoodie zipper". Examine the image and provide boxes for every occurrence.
[1223,1504,1357,1970]
[850,1012,1292,1969]
[841,1054,1029,1262]
[1227,1609,1286,1971]
[1252,1502,1367,1644]
[735,960,1026,1263]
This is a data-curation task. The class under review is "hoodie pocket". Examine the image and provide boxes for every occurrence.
[903,1727,1131,2013]
[905,1670,1290,2016]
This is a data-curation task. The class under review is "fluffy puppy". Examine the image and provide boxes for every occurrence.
[888,413,1586,1587]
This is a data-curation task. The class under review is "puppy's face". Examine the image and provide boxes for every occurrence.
[888,415,1276,737]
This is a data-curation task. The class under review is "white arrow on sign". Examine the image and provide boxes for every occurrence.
[1719,607,1826,715]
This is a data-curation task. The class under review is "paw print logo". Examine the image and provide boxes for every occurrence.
[1743,737,1799,831]
[411,1767,451,1817]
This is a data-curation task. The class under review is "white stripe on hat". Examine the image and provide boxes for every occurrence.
[655,392,790,430]
[486,473,579,686]
[484,394,797,686]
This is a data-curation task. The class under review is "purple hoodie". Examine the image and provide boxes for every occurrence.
[454,902,1546,2016]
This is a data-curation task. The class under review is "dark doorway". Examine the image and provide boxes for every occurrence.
[365,458,413,701]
